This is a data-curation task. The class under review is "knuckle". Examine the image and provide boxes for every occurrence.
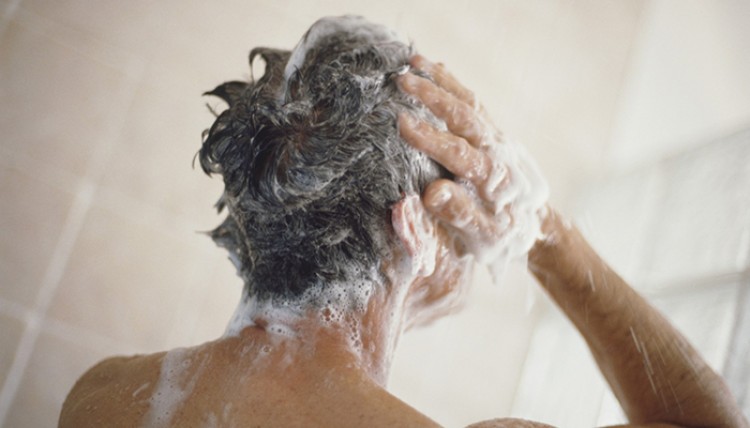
[446,138,470,160]
[450,103,472,126]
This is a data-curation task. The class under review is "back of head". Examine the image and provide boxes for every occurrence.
[199,16,444,307]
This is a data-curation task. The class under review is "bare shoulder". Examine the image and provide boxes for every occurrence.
[466,420,687,428]
[59,352,164,428]
[467,418,557,428]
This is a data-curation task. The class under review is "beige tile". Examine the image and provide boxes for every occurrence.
[0,12,134,177]
[511,305,607,427]
[723,283,750,411]
[571,165,661,284]
[0,160,75,307]
[18,0,163,58]
[609,0,750,169]
[137,3,310,98]
[272,0,414,29]
[0,313,25,384]
[20,0,309,95]
[4,328,122,428]
[19,0,301,66]
[596,387,628,426]
[639,132,750,288]
[390,264,542,426]
[46,199,217,353]
[650,282,741,372]
[166,254,244,347]
[373,0,645,203]
[97,79,225,231]
[0,3,658,426]
[81,5,313,234]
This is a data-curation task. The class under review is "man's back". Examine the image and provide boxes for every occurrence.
[59,329,443,427]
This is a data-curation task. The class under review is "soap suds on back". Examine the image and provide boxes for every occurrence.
[224,263,379,354]
[138,14,550,427]
[143,348,208,427]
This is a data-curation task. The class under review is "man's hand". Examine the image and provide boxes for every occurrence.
[396,55,748,428]
[396,55,548,268]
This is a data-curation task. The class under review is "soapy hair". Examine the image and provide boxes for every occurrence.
[199,16,445,304]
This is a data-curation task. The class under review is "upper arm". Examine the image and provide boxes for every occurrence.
[466,418,556,428]
[59,357,116,427]
[465,419,684,428]
[603,425,683,428]
[59,357,153,427]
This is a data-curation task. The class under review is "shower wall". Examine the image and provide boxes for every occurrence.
[511,0,750,425]
[1,0,747,427]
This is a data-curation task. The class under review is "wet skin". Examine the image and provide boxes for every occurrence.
[398,55,747,428]
[60,56,748,428]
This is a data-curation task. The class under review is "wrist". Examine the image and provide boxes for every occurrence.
[528,207,571,273]
[528,208,599,292]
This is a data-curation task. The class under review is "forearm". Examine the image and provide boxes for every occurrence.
[528,210,747,428]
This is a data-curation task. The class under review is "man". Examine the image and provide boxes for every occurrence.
[60,16,747,427]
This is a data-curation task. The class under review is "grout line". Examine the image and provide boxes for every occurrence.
[642,269,750,299]
[0,182,94,423]
[0,145,81,196]
[10,5,144,76]
[0,296,32,323]
[506,307,547,417]
[721,274,750,405]
[0,0,22,40]
[601,0,653,172]
[42,316,143,357]
[0,55,145,425]
[92,183,219,252]
[82,64,146,182]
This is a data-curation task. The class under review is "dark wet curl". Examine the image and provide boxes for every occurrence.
[199,17,444,303]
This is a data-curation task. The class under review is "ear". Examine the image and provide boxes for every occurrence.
[391,194,438,277]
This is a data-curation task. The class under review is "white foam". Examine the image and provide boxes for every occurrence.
[283,16,405,93]
[143,348,207,427]
[392,194,439,277]
[455,128,549,283]
[218,15,548,384]
[223,264,379,354]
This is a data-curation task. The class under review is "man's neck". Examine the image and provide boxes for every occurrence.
[227,284,409,388]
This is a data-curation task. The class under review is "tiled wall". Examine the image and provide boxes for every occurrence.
[0,1,245,425]
[510,0,750,424]
[18,0,750,427]
[513,131,750,427]
[608,0,750,170]
[513,131,750,425]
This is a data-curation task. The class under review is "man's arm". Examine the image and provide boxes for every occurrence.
[397,54,748,428]
[528,210,748,428]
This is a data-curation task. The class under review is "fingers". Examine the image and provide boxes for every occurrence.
[423,180,508,242]
[398,113,490,185]
[410,55,478,109]
[398,72,485,147]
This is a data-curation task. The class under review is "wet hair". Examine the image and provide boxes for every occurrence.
[199,16,445,304]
